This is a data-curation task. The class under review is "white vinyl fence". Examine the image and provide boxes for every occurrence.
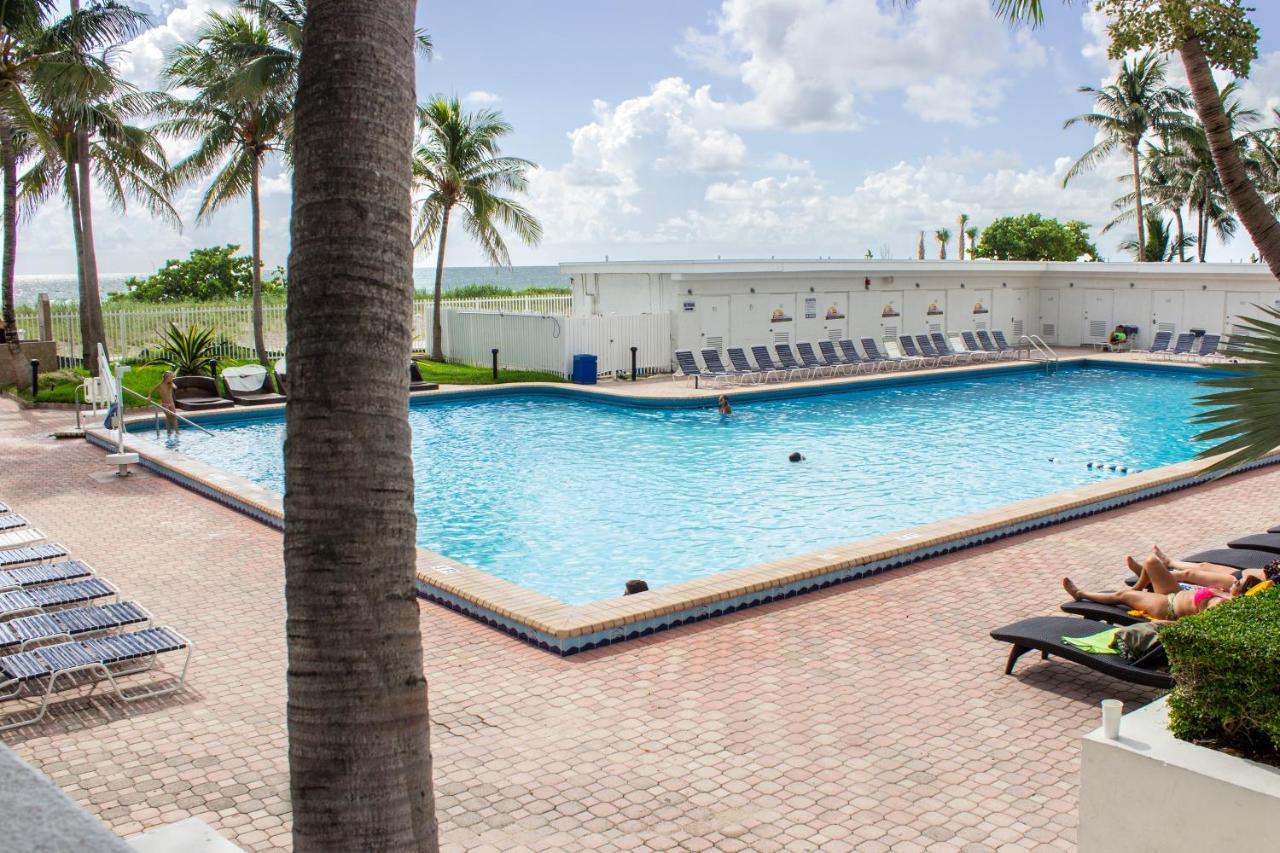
[17,293,573,366]
[445,310,672,378]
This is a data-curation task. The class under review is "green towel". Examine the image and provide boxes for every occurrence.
[1062,628,1119,655]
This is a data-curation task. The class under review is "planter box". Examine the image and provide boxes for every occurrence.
[1079,696,1280,853]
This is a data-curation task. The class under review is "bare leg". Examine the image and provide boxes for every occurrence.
[1133,555,1181,594]
[1152,545,1236,576]
[1064,578,1166,613]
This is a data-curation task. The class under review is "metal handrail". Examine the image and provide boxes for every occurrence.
[119,387,215,437]
[1019,334,1059,362]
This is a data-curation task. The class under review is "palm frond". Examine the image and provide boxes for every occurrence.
[1193,306,1280,473]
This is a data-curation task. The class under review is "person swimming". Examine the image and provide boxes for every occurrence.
[718,395,732,415]
[789,452,804,463]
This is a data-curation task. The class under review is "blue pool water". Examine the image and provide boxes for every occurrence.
[148,365,1214,604]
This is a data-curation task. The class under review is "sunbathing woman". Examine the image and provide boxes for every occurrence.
[1129,545,1269,591]
[1064,554,1256,622]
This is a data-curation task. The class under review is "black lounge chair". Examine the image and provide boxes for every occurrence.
[915,335,957,366]
[0,544,68,571]
[818,340,860,375]
[858,338,898,370]
[0,602,149,653]
[0,578,117,621]
[172,376,233,411]
[795,342,835,377]
[976,330,1015,361]
[0,560,93,592]
[221,366,286,406]
[991,615,1172,689]
[751,346,797,381]
[898,336,937,367]
[1227,533,1280,554]
[837,339,871,373]
[409,362,439,392]
[701,349,750,385]
[774,344,814,379]
[0,625,191,730]
[1059,600,1145,626]
[931,332,973,363]
[960,331,995,362]
[991,331,1021,359]
[727,347,768,382]
[0,514,28,532]
[1184,548,1276,570]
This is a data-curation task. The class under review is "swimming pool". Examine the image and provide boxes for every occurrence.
[140,363,1216,604]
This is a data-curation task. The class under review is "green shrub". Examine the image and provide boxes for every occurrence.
[110,245,286,303]
[149,323,221,376]
[415,283,570,300]
[1163,586,1280,759]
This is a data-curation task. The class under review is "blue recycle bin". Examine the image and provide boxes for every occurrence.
[571,353,598,385]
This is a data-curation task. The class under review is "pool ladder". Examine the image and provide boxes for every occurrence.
[1019,335,1059,375]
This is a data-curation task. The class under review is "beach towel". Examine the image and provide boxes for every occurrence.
[1061,627,1119,655]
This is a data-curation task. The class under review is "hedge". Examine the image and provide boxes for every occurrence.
[1163,585,1280,759]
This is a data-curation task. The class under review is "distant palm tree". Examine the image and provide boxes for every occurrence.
[1063,52,1190,264]
[413,97,541,362]
[956,213,969,260]
[160,11,294,367]
[916,230,924,260]
[935,227,950,260]
[1118,210,1192,262]
[965,225,978,258]
[283,0,438,847]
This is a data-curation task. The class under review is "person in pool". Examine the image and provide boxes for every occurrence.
[1130,545,1273,591]
[718,395,732,415]
[147,370,179,436]
[1064,557,1259,622]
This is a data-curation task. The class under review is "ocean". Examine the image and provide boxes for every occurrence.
[13,264,569,306]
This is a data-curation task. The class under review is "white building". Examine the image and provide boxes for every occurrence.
[561,259,1279,355]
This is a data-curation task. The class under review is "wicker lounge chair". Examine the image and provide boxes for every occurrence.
[990,615,1172,689]
[172,376,233,411]
[221,365,286,406]
[409,361,439,392]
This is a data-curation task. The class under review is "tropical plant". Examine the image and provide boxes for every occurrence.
[285,0,438,848]
[965,225,978,259]
[1118,210,1193,262]
[160,12,294,368]
[956,213,969,260]
[1063,52,1190,263]
[115,244,286,303]
[412,96,542,361]
[973,213,1100,262]
[149,322,221,376]
[1193,306,1280,472]
[932,227,950,260]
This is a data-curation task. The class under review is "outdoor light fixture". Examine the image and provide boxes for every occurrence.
[864,277,871,290]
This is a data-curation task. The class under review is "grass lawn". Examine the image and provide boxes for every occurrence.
[413,359,565,385]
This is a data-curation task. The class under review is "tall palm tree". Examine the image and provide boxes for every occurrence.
[1118,210,1192,262]
[413,97,541,362]
[160,11,294,367]
[956,213,969,260]
[965,225,978,258]
[934,227,950,260]
[285,0,437,848]
[916,230,924,260]
[1063,52,1190,263]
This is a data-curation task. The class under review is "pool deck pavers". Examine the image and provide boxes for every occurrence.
[0,391,1274,851]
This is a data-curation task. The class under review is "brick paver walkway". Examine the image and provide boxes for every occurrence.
[1,399,1274,851]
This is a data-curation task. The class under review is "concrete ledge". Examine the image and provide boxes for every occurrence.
[0,743,131,852]
[129,817,244,852]
[1079,697,1280,853]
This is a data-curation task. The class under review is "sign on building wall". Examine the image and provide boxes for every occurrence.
[683,300,696,312]
[804,297,817,319]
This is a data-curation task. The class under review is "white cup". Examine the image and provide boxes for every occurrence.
[1101,699,1123,739]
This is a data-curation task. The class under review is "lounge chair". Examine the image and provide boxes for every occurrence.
[1226,533,1280,554]
[916,335,958,366]
[976,330,1015,361]
[172,376,233,411]
[752,346,802,381]
[0,602,150,654]
[0,626,191,731]
[0,578,117,622]
[837,339,872,373]
[674,350,716,386]
[990,330,1022,360]
[0,544,68,571]
[1192,333,1220,361]
[1161,333,1194,361]
[0,560,93,593]
[0,514,29,532]
[881,338,925,369]
[795,342,836,377]
[728,347,771,383]
[409,361,439,392]
[990,615,1172,689]
[898,336,937,367]
[1137,330,1172,357]
[0,527,44,551]
[819,340,861,375]
[702,349,751,385]
[1059,600,1146,626]
[221,365,287,406]
[274,357,287,394]
[931,332,973,364]
[859,338,902,371]
[0,501,8,514]
[774,344,815,379]
[1183,548,1277,570]
[958,331,994,362]
[1219,336,1247,361]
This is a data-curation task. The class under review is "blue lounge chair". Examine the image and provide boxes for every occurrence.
[836,339,872,373]
[674,350,716,386]
[860,338,904,370]
[898,336,937,367]
[1193,333,1221,361]
[0,502,8,514]
[0,578,117,621]
[819,340,859,375]
[753,345,801,381]
[1162,333,1194,360]
[0,625,192,730]
[932,332,973,364]
[959,331,995,362]
[701,348,751,385]
[976,330,1016,361]
[795,342,836,377]
[0,601,150,653]
[0,515,30,533]
[0,544,67,571]
[1137,330,1172,357]
[882,337,926,368]
[915,335,956,366]
[0,560,93,593]
[774,344,815,379]
[727,347,773,382]
[991,331,1021,360]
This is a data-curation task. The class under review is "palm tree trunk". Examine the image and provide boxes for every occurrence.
[250,152,268,367]
[1130,142,1146,263]
[76,133,106,374]
[1174,207,1186,262]
[64,162,95,372]
[429,204,450,362]
[1180,35,1280,279]
[1,115,23,386]
[1199,205,1210,262]
[285,0,437,849]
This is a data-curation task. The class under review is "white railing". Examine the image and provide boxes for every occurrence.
[445,309,672,377]
[17,293,573,365]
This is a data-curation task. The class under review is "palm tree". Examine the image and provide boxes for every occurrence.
[413,97,542,362]
[1063,52,1190,263]
[1117,210,1193,262]
[916,230,924,260]
[965,225,978,258]
[284,0,437,847]
[934,227,950,260]
[956,213,969,260]
[160,11,294,367]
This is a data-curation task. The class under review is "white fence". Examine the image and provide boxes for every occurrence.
[17,293,573,365]
[445,310,673,377]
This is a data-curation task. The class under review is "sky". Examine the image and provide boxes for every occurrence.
[23,0,1280,276]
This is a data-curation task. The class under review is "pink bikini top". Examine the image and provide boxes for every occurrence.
[1192,586,1222,610]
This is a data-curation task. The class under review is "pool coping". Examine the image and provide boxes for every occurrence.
[85,356,1272,656]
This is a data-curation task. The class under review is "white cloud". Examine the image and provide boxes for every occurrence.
[114,0,233,91]
[461,90,502,108]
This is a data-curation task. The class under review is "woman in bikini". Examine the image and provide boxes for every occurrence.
[1063,553,1258,622]
[1132,545,1269,591]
